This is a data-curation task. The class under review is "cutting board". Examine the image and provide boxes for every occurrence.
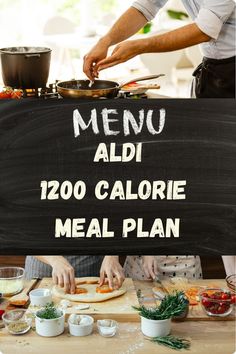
[0,278,39,311]
[33,278,140,322]
[153,279,235,321]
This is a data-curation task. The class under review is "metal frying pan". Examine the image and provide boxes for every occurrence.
[56,74,165,99]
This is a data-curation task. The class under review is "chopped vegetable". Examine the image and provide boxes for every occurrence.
[0,87,22,99]
[231,295,236,304]
[96,285,113,294]
[200,289,232,315]
[0,309,5,320]
[36,303,62,319]
[74,287,88,295]
[184,287,200,306]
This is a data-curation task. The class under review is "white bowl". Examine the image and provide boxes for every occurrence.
[141,317,171,338]
[29,288,52,307]
[97,319,118,337]
[68,314,94,337]
[35,311,65,337]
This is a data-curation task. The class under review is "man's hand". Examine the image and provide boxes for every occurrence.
[83,38,110,80]
[96,40,142,72]
[142,256,158,280]
[48,256,76,294]
[83,7,147,79]
[100,256,125,290]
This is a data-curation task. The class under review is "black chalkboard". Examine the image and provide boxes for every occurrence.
[0,99,235,255]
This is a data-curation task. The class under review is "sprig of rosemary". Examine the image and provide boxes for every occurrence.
[133,291,187,320]
[36,303,62,319]
[152,335,191,351]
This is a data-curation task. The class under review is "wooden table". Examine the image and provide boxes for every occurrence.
[0,280,235,354]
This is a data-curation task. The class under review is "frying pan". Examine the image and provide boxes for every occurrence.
[56,74,164,99]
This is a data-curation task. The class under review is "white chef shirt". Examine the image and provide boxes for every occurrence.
[132,0,236,59]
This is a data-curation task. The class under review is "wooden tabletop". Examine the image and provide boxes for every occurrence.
[0,279,235,354]
[0,320,234,354]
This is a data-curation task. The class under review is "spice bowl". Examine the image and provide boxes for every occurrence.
[97,319,118,337]
[29,288,52,307]
[199,288,233,317]
[2,309,32,335]
[68,314,94,336]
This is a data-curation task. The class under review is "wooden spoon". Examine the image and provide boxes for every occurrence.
[9,281,35,306]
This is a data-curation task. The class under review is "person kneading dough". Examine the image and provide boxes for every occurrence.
[25,255,125,294]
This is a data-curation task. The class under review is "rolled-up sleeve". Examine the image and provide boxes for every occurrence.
[131,0,168,21]
[195,0,235,39]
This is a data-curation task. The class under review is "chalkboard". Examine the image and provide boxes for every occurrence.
[0,99,235,255]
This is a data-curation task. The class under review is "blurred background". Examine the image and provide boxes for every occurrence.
[0,0,203,98]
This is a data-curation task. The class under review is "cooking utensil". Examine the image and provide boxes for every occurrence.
[56,74,165,99]
[0,46,51,89]
[9,281,35,306]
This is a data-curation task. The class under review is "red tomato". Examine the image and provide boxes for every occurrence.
[231,295,236,304]
[201,292,209,298]
[0,309,5,320]
[11,90,23,99]
[202,299,211,307]
[0,92,12,99]
[221,292,231,300]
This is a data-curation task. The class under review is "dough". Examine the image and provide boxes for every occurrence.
[53,277,126,303]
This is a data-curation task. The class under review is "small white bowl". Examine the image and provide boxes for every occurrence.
[29,288,52,307]
[141,317,171,338]
[97,319,118,337]
[68,314,94,337]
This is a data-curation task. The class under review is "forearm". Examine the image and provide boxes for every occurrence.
[35,256,65,267]
[101,7,147,47]
[139,23,211,54]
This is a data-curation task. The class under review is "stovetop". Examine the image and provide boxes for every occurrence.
[21,81,148,100]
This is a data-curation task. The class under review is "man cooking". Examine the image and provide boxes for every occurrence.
[83,0,235,98]
[25,256,125,294]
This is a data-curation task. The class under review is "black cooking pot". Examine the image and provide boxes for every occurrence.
[0,47,51,89]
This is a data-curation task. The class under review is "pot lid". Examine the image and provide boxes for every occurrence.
[0,47,51,54]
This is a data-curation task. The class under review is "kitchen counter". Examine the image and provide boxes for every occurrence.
[0,280,235,354]
[1,319,234,354]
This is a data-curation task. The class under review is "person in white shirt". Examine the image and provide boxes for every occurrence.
[83,0,235,98]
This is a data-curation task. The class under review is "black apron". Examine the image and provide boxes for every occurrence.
[192,56,235,98]
[25,255,104,279]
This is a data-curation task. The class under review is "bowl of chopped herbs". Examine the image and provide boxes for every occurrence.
[35,303,65,337]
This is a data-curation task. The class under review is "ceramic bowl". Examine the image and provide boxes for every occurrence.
[29,288,52,307]
[68,314,94,336]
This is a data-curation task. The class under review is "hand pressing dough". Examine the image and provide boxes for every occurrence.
[53,277,126,303]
